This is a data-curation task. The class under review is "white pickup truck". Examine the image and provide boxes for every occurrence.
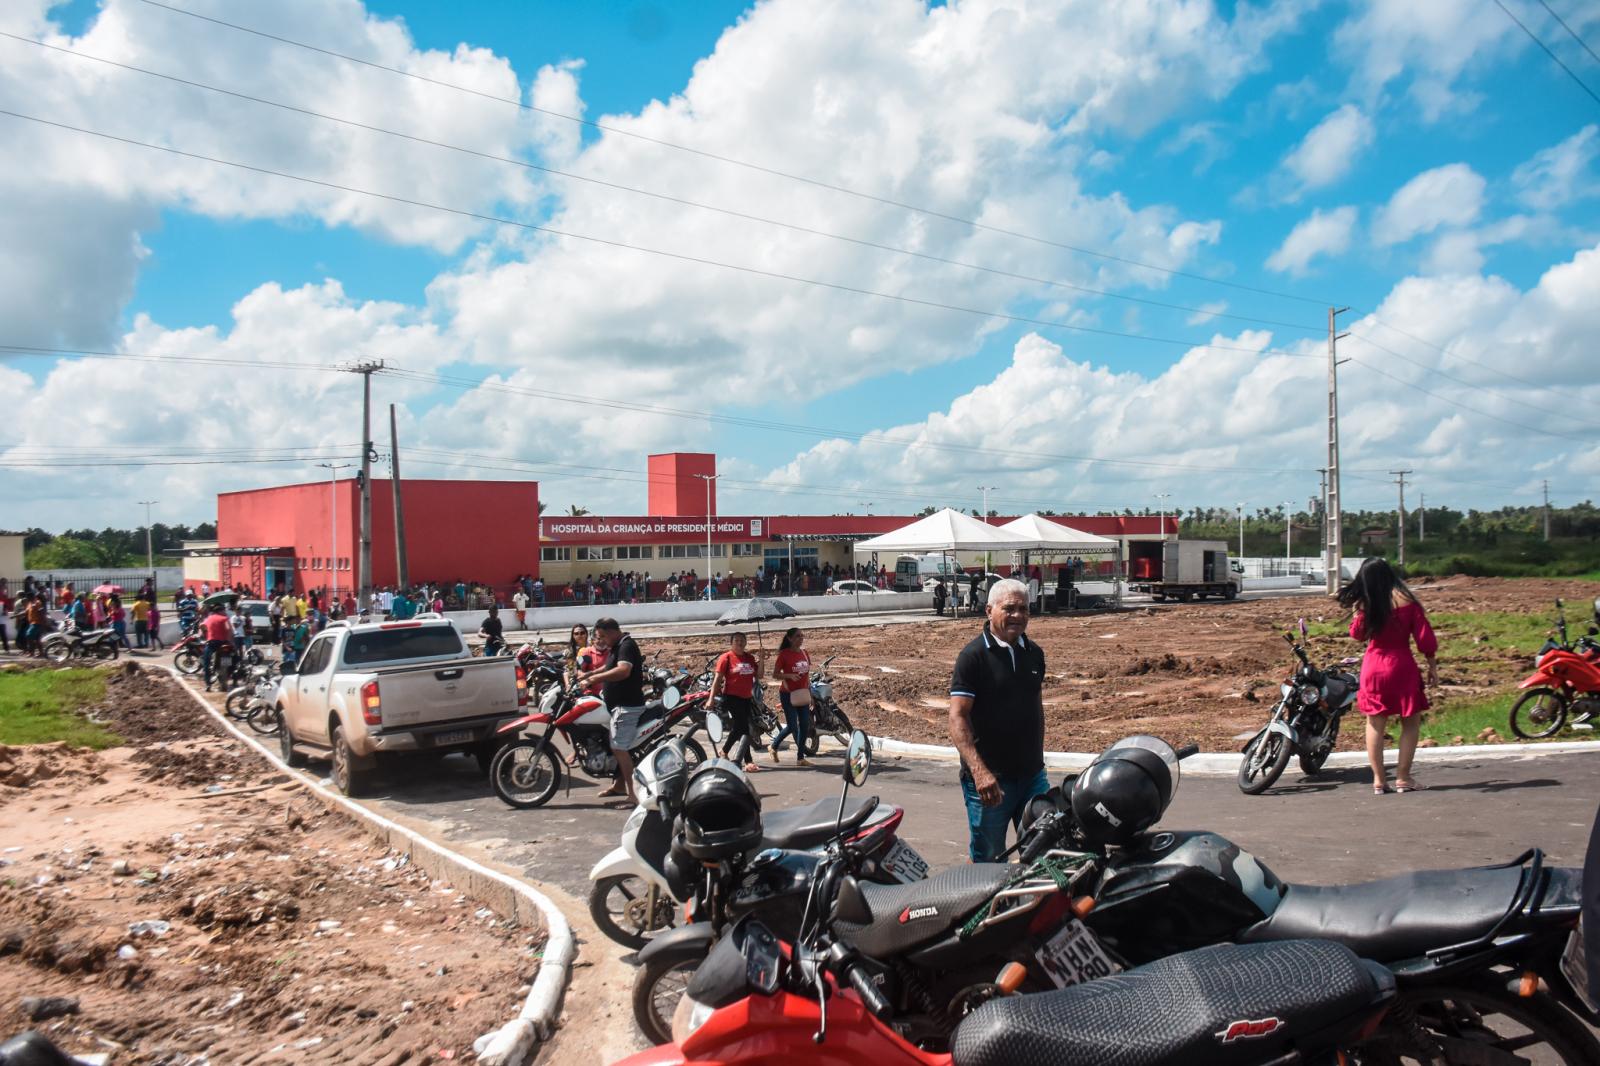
[276,616,526,796]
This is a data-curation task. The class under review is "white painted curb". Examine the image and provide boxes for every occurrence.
[868,734,1598,776]
[159,666,575,1064]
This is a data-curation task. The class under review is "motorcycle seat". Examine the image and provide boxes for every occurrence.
[952,940,1391,1066]
[760,796,878,851]
[833,863,1015,959]
[1237,864,1524,961]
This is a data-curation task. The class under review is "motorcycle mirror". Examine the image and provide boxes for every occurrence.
[705,712,725,745]
[662,686,681,711]
[1556,597,1564,608]
[844,729,872,787]
[1298,618,1308,639]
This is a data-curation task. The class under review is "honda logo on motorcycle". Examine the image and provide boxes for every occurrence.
[898,905,938,923]
[1215,1017,1282,1043]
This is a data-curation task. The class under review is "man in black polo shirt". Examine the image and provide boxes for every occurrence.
[578,617,647,803]
[948,577,1047,862]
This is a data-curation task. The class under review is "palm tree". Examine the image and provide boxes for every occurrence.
[567,504,591,516]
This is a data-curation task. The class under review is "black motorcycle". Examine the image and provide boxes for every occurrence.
[1014,736,1600,1063]
[1238,618,1360,794]
[794,654,854,756]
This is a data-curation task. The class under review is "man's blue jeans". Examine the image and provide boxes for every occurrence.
[961,768,1050,863]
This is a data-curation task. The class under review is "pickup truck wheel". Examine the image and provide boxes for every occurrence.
[331,723,368,797]
[278,711,308,768]
[490,740,561,809]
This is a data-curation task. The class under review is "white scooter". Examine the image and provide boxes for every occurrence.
[587,714,928,950]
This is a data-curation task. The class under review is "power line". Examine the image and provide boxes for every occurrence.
[1344,355,1593,443]
[0,31,1326,337]
[132,0,1335,308]
[0,107,1331,364]
[1533,0,1600,67]
[1493,0,1600,107]
[1356,316,1579,407]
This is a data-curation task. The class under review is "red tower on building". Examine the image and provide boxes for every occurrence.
[647,452,717,517]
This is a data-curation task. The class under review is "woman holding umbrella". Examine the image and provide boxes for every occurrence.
[711,631,762,773]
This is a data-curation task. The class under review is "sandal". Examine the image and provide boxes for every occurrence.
[743,763,761,773]
[1373,781,1393,795]
[1395,779,1425,793]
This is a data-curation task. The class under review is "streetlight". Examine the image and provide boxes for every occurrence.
[694,473,721,599]
[319,463,353,600]
[1283,501,1294,563]
[1236,502,1244,560]
[1153,494,1172,543]
[137,500,158,572]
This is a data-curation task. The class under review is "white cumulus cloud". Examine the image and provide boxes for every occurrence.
[1266,206,1359,275]
[1372,163,1485,246]
[1280,104,1374,197]
[1512,125,1599,212]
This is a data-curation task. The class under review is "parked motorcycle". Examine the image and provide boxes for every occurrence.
[1010,735,1599,1062]
[41,623,120,664]
[1512,597,1600,738]
[487,676,714,809]
[619,734,1399,1066]
[1237,619,1360,794]
[794,654,853,755]
[172,626,204,674]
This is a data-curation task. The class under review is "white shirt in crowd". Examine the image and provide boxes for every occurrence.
[380,590,394,611]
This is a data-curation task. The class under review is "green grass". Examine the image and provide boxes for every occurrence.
[0,668,122,748]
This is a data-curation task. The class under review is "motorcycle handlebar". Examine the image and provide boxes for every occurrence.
[1174,743,1200,760]
[845,960,891,1017]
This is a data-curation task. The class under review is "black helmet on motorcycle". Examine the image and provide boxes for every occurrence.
[1070,735,1182,848]
[678,759,762,860]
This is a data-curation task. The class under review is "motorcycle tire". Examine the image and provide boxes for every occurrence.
[1297,746,1331,775]
[633,951,702,1046]
[1237,729,1291,795]
[490,740,561,809]
[43,641,72,665]
[224,687,253,720]
[1509,687,1568,740]
[95,642,118,660]
[245,701,281,736]
[1369,981,1600,1065]
[589,874,676,951]
[679,737,707,769]
[174,650,201,675]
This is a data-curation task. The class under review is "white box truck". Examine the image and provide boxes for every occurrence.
[1133,540,1240,602]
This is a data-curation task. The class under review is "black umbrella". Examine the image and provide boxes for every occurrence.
[716,597,798,650]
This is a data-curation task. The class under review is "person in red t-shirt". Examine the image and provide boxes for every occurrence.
[769,627,812,767]
[200,606,235,691]
[711,632,763,772]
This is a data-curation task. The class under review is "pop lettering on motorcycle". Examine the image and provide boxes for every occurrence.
[1215,1017,1283,1043]
[898,905,938,923]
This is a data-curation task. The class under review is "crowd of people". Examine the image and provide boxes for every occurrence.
[0,576,167,657]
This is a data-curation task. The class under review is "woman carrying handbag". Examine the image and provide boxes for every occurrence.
[769,626,813,767]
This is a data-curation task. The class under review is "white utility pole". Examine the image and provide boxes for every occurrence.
[344,360,384,600]
[1284,502,1293,562]
[1326,307,1350,594]
[1418,491,1425,542]
[1236,502,1244,559]
[1543,480,1551,541]
[137,500,158,572]
[695,473,721,596]
[1154,494,1172,542]
[1391,470,1413,568]
[318,463,353,600]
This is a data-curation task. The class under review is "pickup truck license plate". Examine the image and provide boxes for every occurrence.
[880,840,929,884]
[1036,918,1120,988]
[432,730,474,747]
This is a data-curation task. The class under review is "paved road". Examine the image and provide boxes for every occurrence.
[346,740,1600,900]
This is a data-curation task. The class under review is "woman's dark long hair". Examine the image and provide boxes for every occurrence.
[779,626,802,651]
[1337,557,1416,638]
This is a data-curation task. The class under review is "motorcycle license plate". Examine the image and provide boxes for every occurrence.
[432,730,474,746]
[1561,923,1597,1014]
[879,840,929,884]
[1036,918,1120,988]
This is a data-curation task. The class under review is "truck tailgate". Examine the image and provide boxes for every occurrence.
[364,658,519,730]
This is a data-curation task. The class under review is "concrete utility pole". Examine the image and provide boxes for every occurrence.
[1543,480,1551,541]
[317,463,353,600]
[137,500,158,572]
[1236,502,1244,559]
[345,360,385,599]
[389,404,409,589]
[1284,502,1293,562]
[1419,491,1425,542]
[695,473,720,594]
[1326,307,1350,594]
[1391,470,1413,568]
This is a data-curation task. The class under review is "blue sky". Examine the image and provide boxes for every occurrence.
[3,0,1599,528]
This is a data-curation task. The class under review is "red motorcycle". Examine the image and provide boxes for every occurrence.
[488,676,715,809]
[1511,598,1600,738]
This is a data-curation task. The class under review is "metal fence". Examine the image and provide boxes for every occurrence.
[7,567,179,593]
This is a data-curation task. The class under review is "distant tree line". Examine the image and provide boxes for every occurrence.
[4,523,218,569]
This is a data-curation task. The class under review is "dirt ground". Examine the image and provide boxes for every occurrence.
[0,665,543,1064]
[643,576,1600,753]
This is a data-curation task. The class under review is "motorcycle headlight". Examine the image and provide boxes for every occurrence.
[1298,684,1321,704]
[671,995,716,1044]
[814,682,832,702]
[653,745,683,780]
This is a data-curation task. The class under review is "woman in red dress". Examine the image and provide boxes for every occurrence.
[1338,558,1438,794]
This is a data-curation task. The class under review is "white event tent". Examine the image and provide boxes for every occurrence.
[999,513,1119,552]
[852,507,1038,555]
